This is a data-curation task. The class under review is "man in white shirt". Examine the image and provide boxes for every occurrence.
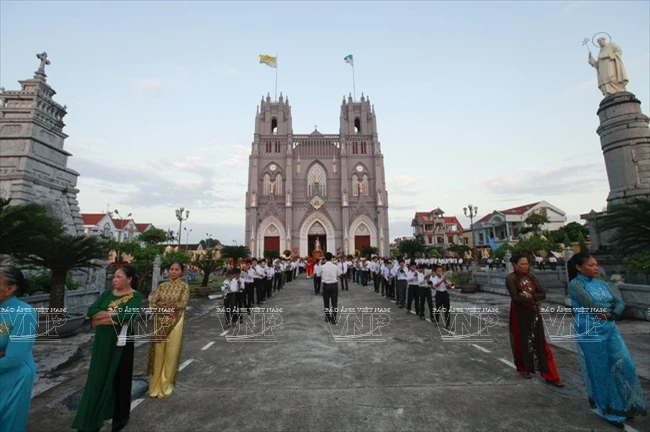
[240,260,255,315]
[265,259,275,299]
[320,252,342,323]
[405,261,420,315]
[337,258,349,291]
[390,259,408,308]
[252,258,266,307]
[313,259,323,295]
[431,265,455,329]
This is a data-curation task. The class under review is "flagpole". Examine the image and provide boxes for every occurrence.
[352,63,356,101]
[275,53,278,101]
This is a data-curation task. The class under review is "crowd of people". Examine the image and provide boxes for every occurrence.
[0,250,646,431]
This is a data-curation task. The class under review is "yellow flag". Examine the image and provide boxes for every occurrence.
[259,54,277,69]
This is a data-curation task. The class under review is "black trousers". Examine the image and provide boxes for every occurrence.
[244,282,255,310]
[313,276,322,294]
[254,279,265,304]
[407,285,420,313]
[322,282,338,322]
[274,273,282,291]
[286,270,292,282]
[235,291,245,320]
[373,273,380,292]
[339,274,348,291]
[265,278,273,298]
[418,286,434,318]
[108,335,134,432]
[435,290,451,327]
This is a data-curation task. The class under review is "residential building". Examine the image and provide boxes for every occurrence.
[411,208,465,249]
[81,213,152,242]
[472,201,566,247]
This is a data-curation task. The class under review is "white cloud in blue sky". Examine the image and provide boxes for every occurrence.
[1,1,648,244]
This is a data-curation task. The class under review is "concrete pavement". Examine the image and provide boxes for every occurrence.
[26,274,650,432]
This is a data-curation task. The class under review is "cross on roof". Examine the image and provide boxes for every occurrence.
[36,52,50,75]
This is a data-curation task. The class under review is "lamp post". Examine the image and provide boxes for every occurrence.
[463,204,479,267]
[113,209,132,243]
[175,207,190,247]
[184,227,193,251]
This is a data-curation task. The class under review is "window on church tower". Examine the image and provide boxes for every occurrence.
[307,164,327,197]
[352,143,358,154]
[266,142,272,153]
[354,117,361,134]
[271,118,278,135]
[263,174,271,195]
[361,142,367,154]
[274,142,281,152]
[362,175,369,196]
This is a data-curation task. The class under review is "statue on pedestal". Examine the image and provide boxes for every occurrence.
[269,179,276,195]
[588,36,629,96]
[314,237,322,251]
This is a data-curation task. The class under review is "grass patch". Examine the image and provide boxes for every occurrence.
[187,276,226,293]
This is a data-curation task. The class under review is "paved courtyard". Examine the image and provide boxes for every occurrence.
[27,275,649,432]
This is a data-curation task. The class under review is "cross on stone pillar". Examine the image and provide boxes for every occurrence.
[35,52,50,78]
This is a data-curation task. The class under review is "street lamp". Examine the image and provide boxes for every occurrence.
[113,209,132,243]
[184,227,193,251]
[175,207,190,246]
[463,204,479,266]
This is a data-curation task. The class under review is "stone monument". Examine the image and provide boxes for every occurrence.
[582,36,650,269]
[0,52,84,235]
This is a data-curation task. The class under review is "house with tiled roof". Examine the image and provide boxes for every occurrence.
[472,201,566,248]
[411,208,465,249]
[82,212,152,242]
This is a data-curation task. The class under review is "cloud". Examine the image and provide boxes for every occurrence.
[562,3,581,14]
[225,67,237,77]
[474,162,608,196]
[388,175,424,195]
[103,71,167,96]
[566,77,597,94]
[69,142,248,210]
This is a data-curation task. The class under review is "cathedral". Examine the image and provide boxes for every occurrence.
[245,93,390,258]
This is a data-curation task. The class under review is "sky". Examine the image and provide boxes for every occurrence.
[1,1,649,245]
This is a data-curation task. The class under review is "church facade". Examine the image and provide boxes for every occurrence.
[245,93,390,258]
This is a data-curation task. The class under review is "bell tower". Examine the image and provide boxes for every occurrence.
[339,93,377,136]
[255,93,293,136]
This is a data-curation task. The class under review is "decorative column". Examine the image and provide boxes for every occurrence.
[149,255,162,301]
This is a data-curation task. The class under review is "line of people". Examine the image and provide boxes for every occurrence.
[312,254,456,327]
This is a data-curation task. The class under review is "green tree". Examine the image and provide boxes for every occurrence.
[162,249,192,269]
[426,247,442,258]
[623,251,650,284]
[520,209,550,236]
[264,249,280,260]
[493,243,515,261]
[562,233,571,247]
[514,235,556,257]
[192,249,224,287]
[397,239,427,259]
[138,227,168,245]
[360,245,379,258]
[577,232,588,253]
[199,238,222,248]
[448,244,471,256]
[221,245,251,262]
[599,198,650,256]
[16,234,108,309]
[0,199,63,256]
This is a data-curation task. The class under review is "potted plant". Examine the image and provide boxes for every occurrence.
[449,270,479,294]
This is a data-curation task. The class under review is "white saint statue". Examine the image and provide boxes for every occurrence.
[588,38,629,96]
[377,190,383,205]
[251,191,256,206]
[314,237,322,251]
[342,190,348,206]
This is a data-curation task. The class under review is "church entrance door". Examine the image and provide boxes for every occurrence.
[264,236,280,256]
[354,235,370,251]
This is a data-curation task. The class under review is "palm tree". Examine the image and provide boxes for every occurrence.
[599,198,650,255]
[0,198,63,256]
[192,249,223,287]
[17,234,108,309]
[397,238,427,259]
[220,245,251,263]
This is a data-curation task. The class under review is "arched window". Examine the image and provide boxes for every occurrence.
[352,174,359,196]
[263,174,271,195]
[103,223,111,238]
[307,164,327,197]
[271,118,278,135]
[354,117,361,134]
